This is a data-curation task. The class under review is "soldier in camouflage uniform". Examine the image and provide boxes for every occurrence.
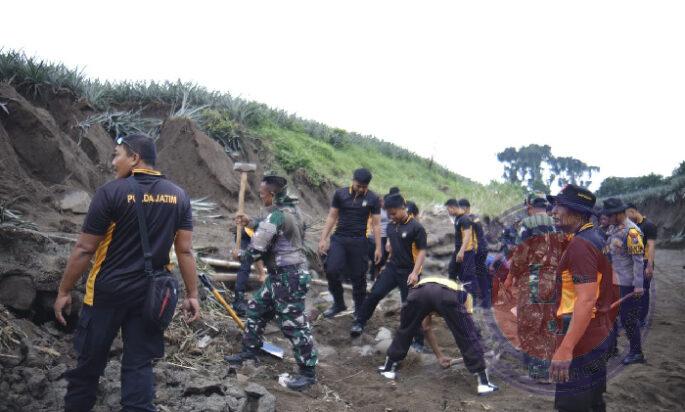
[506,192,568,381]
[225,174,318,391]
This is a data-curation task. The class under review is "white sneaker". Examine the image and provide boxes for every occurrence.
[378,357,398,379]
[477,381,499,395]
[475,371,499,395]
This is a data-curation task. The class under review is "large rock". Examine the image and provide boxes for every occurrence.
[183,378,225,397]
[244,383,276,412]
[0,275,36,311]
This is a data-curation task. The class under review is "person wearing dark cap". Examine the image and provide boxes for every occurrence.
[351,193,427,337]
[444,198,479,299]
[505,191,566,382]
[625,203,657,326]
[547,185,617,412]
[318,168,382,318]
[602,198,645,365]
[458,198,491,309]
[54,134,200,411]
[228,174,319,390]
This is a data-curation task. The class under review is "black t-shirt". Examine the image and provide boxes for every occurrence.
[454,214,476,252]
[636,217,657,260]
[470,214,487,255]
[81,169,193,307]
[387,215,428,270]
[331,187,381,238]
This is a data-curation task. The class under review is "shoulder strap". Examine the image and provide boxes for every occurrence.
[127,176,154,276]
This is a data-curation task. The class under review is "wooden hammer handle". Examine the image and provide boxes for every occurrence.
[211,288,245,330]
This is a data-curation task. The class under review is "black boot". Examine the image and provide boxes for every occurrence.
[377,357,398,379]
[350,322,364,337]
[233,292,247,317]
[224,347,259,366]
[622,352,645,365]
[286,366,316,391]
[323,304,347,318]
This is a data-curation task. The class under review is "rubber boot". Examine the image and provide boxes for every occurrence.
[286,366,316,391]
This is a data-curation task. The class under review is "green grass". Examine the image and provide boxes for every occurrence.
[257,125,523,215]
[0,49,524,216]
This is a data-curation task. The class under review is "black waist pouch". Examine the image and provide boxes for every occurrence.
[144,270,179,330]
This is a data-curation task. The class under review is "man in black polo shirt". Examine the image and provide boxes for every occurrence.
[626,203,658,325]
[460,199,490,308]
[350,193,427,336]
[445,198,478,299]
[53,134,200,411]
[318,168,382,318]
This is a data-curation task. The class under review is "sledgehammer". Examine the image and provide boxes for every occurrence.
[232,162,257,257]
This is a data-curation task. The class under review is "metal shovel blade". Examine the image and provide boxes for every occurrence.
[261,341,285,359]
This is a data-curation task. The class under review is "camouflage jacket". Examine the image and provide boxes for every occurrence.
[247,203,307,270]
[606,218,644,288]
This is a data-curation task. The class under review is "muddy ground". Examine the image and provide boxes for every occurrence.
[234,248,685,412]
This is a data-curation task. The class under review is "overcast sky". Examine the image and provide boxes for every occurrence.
[3,1,684,189]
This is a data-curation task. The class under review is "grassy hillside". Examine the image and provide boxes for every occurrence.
[0,50,523,215]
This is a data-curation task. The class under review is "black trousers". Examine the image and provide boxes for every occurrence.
[387,283,486,373]
[326,234,369,312]
[639,260,651,323]
[554,340,608,412]
[356,262,410,325]
[475,251,491,308]
[64,304,164,412]
[618,285,642,354]
[236,252,254,294]
[448,250,477,298]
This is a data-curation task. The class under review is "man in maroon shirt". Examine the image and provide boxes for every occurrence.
[548,185,617,412]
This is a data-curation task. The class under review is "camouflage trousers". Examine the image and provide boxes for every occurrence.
[243,268,318,367]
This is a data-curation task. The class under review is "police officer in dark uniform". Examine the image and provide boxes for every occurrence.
[318,168,382,318]
[350,193,427,337]
[459,198,491,308]
[445,198,479,299]
[54,134,200,411]
[625,203,658,326]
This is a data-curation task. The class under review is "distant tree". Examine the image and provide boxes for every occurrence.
[597,173,665,197]
[497,144,552,189]
[497,144,598,191]
[672,161,685,177]
[547,156,600,188]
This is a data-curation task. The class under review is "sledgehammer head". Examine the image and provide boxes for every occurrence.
[234,162,257,173]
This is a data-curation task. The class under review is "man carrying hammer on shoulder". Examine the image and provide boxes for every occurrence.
[226,173,319,391]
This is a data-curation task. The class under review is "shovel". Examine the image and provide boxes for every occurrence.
[198,273,284,359]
